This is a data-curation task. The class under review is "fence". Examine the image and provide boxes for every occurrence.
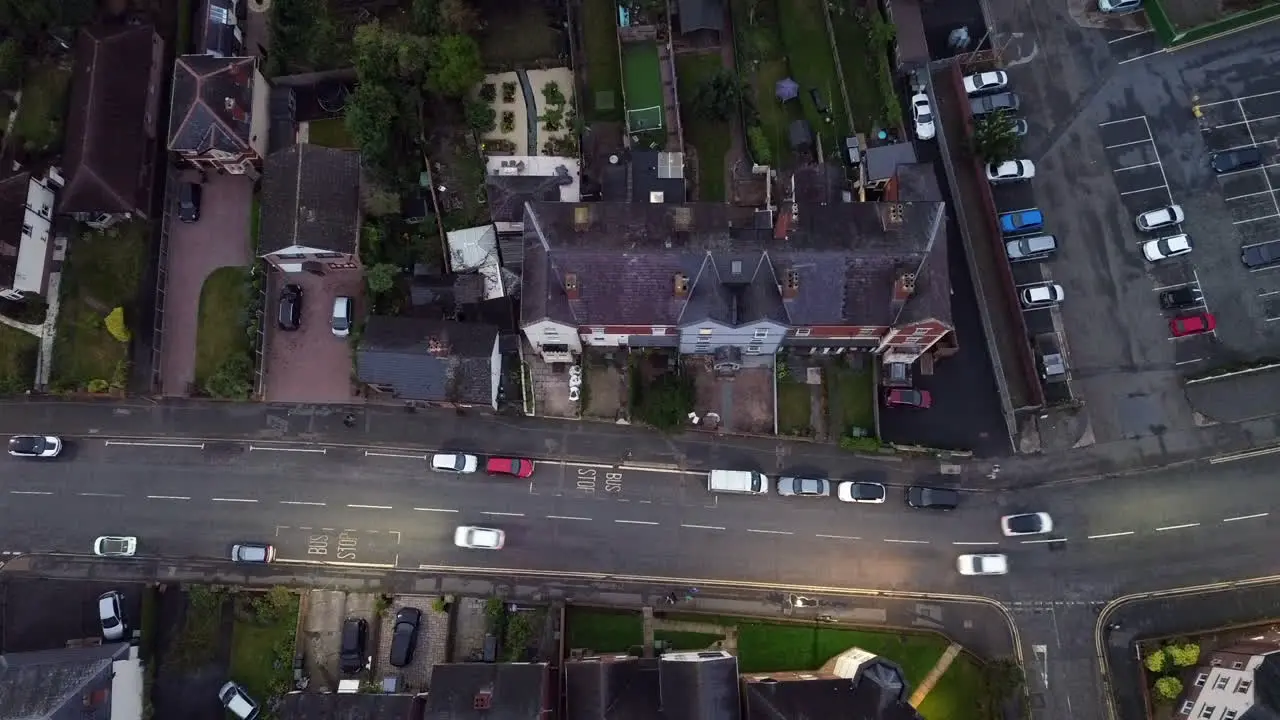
[1147,0,1280,46]
[148,170,176,395]
[250,260,268,399]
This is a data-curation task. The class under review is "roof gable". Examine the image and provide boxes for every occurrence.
[168,55,256,155]
[357,316,498,404]
[0,643,131,719]
[259,145,361,254]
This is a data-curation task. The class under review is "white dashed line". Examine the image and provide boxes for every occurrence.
[816,534,860,540]
[348,504,393,510]
[746,528,793,535]
[1088,531,1135,539]
[482,511,526,517]
[547,515,592,521]
[211,497,258,503]
[616,519,659,526]
[78,492,123,498]
[9,490,52,496]
[1021,538,1068,544]
[1156,523,1200,532]
[414,507,458,513]
[682,524,725,530]
[280,501,326,506]
[1223,513,1269,522]
[883,539,929,545]
[147,495,191,501]
[952,541,1000,546]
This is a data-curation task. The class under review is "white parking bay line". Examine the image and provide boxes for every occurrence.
[1233,213,1280,225]
[250,445,327,454]
[683,524,726,530]
[280,500,326,506]
[1021,538,1068,544]
[1103,138,1153,150]
[1114,161,1161,172]
[365,451,427,460]
[147,495,191,501]
[211,497,258,503]
[1099,116,1146,127]
[1119,185,1167,196]
[1087,531,1135,539]
[104,440,205,449]
[414,507,458,513]
[952,541,1000,546]
[883,538,929,545]
[348,504,393,510]
[483,511,526,517]
[1108,29,1153,43]
[1223,513,1269,522]
[816,533,860,540]
[617,519,659,526]
[1156,522,1200,532]
[547,515,593,521]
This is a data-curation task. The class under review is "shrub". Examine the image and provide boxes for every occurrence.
[104,306,131,342]
[87,378,110,393]
[501,111,515,133]
[1166,642,1200,667]
[431,596,448,613]
[1143,648,1167,673]
[632,372,695,431]
[1154,676,1183,700]
[747,125,772,165]
[479,83,496,102]
[502,81,517,102]
[204,354,253,399]
[541,81,565,106]
[484,597,506,632]
[839,435,883,453]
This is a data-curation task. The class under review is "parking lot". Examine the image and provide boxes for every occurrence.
[262,268,364,404]
[0,577,142,652]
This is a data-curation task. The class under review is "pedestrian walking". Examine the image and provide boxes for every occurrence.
[343,413,356,428]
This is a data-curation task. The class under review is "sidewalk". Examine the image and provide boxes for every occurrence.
[0,553,1019,662]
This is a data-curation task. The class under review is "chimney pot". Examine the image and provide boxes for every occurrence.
[565,272,580,300]
[781,269,800,299]
[674,273,689,297]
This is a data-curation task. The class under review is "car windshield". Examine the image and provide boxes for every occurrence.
[11,437,40,452]
[473,529,498,545]
[857,484,882,498]
[104,539,125,552]
[1009,515,1039,532]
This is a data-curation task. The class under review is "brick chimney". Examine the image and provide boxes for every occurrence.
[891,271,915,317]
[674,272,689,297]
[781,268,800,299]
[564,272,580,300]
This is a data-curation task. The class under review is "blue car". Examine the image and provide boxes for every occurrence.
[1000,209,1044,235]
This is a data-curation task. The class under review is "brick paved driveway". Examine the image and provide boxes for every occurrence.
[262,268,363,403]
[160,174,253,396]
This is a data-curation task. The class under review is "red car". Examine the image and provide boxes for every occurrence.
[485,457,535,478]
[885,388,933,409]
[1169,312,1215,337]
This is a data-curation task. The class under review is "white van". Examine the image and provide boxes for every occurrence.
[707,470,770,495]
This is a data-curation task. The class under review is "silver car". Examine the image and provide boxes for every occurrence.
[777,477,831,497]
[1135,204,1184,232]
[98,591,126,641]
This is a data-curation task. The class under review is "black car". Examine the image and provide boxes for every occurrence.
[388,607,422,667]
[970,92,1020,116]
[905,486,959,510]
[1159,286,1203,310]
[339,617,367,674]
[1211,146,1263,174]
[278,284,302,331]
[1243,240,1280,270]
[177,182,202,223]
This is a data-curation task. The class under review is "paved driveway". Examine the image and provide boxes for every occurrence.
[160,174,253,396]
[262,268,363,404]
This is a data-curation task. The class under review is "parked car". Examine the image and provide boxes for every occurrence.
[431,453,479,473]
[231,543,276,563]
[884,388,932,408]
[94,536,137,557]
[777,477,831,497]
[911,93,935,140]
[1021,282,1064,308]
[486,457,535,478]
[1170,312,1216,337]
[278,284,302,331]
[957,554,1009,576]
[970,92,1020,116]
[999,209,1043,234]
[331,296,354,338]
[1011,117,1029,136]
[177,181,202,223]
[218,681,261,720]
[388,607,423,667]
[1005,235,1058,263]
[987,159,1036,183]
[837,481,886,504]
[8,435,62,458]
[1211,145,1263,174]
[454,526,505,550]
[1159,286,1204,310]
[1242,240,1280,269]
[1035,332,1069,384]
[1135,204,1184,232]
[905,486,959,510]
[339,618,368,674]
[98,591,126,641]
[1001,512,1054,537]
[1098,0,1142,12]
[1142,234,1192,262]
[963,70,1009,95]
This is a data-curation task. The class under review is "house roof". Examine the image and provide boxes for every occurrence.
[630,151,685,203]
[565,657,661,720]
[356,316,499,405]
[1251,654,1280,716]
[198,0,242,56]
[742,675,923,720]
[678,0,725,32]
[0,643,132,720]
[276,691,424,719]
[259,145,361,254]
[521,200,949,330]
[424,662,550,719]
[485,156,579,223]
[168,55,256,155]
[866,143,919,183]
[59,24,158,215]
[658,652,742,720]
[0,173,30,288]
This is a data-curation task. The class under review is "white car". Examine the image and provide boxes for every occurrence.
[8,435,62,458]
[1098,0,1142,12]
[98,591,126,641]
[911,93,935,140]
[1135,204,1184,232]
[1020,283,1064,308]
[957,554,1009,576]
[430,453,479,473]
[454,526,505,550]
[987,159,1035,183]
[837,481,887,503]
[1001,512,1054,537]
[963,70,1009,95]
[219,681,261,720]
[93,536,137,557]
[1142,234,1192,262]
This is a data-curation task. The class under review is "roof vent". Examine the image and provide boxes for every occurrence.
[674,273,689,297]
[223,97,236,111]
[650,191,664,203]
[782,269,800,299]
[473,691,492,710]
[672,206,692,231]
[574,205,590,230]
[565,272,580,300]
[731,260,742,276]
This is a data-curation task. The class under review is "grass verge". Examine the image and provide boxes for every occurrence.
[776,380,812,436]
[675,52,731,202]
[306,117,356,148]
[13,64,72,153]
[0,325,37,393]
[567,607,643,652]
[194,267,252,390]
[230,588,300,703]
[917,653,985,720]
[581,0,624,121]
[827,365,874,435]
[655,630,725,650]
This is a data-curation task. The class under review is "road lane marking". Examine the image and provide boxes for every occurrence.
[250,445,327,454]
[1118,49,1164,65]
[616,519,659,525]
[620,465,691,474]
[483,511,526,517]
[547,515,592,521]
[9,490,52,495]
[1210,445,1280,464]
[1021,538,1067,544]
[212,497,258,503]
[365,451,427,460]
[1088,531,1135,539]
[1223,513,1269,522]
[104,440,205,449]
[280,501,326,506]
[569,462,616,469]
[683,524,726,531]
[348,504,393,510]
[78,492,123,498]
[747,528,792,535]
[883,539,929,544]
[1108,29,1153,43]
[414,507,458,513]
[952,541,1000,546]
[816,534,860,540]
[147,495,191,501]
[1156,523,1200,532]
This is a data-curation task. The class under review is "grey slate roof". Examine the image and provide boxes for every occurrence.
[659,652,741,720]
[0,643,131,720]
[742,673,923,720]
[0,173,30,288]
[565,657,661,720]
[168,55,256,155]
[259,145,361,254]
[357,316,498,405]
[630,151,685,203]
[486,167,574,224]
[678,0,725,32]
[277,691,424,719]
[425,662,550,719]
[521,200,949,330]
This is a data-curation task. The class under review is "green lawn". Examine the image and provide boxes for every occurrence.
[675,52,730,202]
[754,58,799,165]
[621,42,663,114]
[918,653,986,720]
[829,6,893,133]
[307,117,356,148]
[655,630,724,650]
[229,589,299,703]
[735,621,946,678]
[194,267,251,390]
[51,220,150,391]
[0,325,37,394]
[582,0,624,121]
[776,0,849,155]
[567,607,643,652]
[13,64,72,153]
[826,365,874,436]
[776,380,812,436]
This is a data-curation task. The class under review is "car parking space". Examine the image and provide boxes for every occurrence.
[371,595,448,689]
[1098,116,1178,219]
[0,578,142,652]
[1196,93,1280,246]
[302,589,379,685]
[262,268,364,404]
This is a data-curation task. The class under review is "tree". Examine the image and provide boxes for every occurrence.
[345,83,400,168]
[1166,643,1201,668]
[436,0,480,34]
[982,658,1024,701]
[0,38,22,91]
[1143,647,1167,673]
[352,21,431,85]
[365,262,399,295]
[465,98,497,134]
[1153,676,1183,701]
[426,34,483,98]
[409,0,439,35]
[970,110,1021,163]
[690,69,743,122]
